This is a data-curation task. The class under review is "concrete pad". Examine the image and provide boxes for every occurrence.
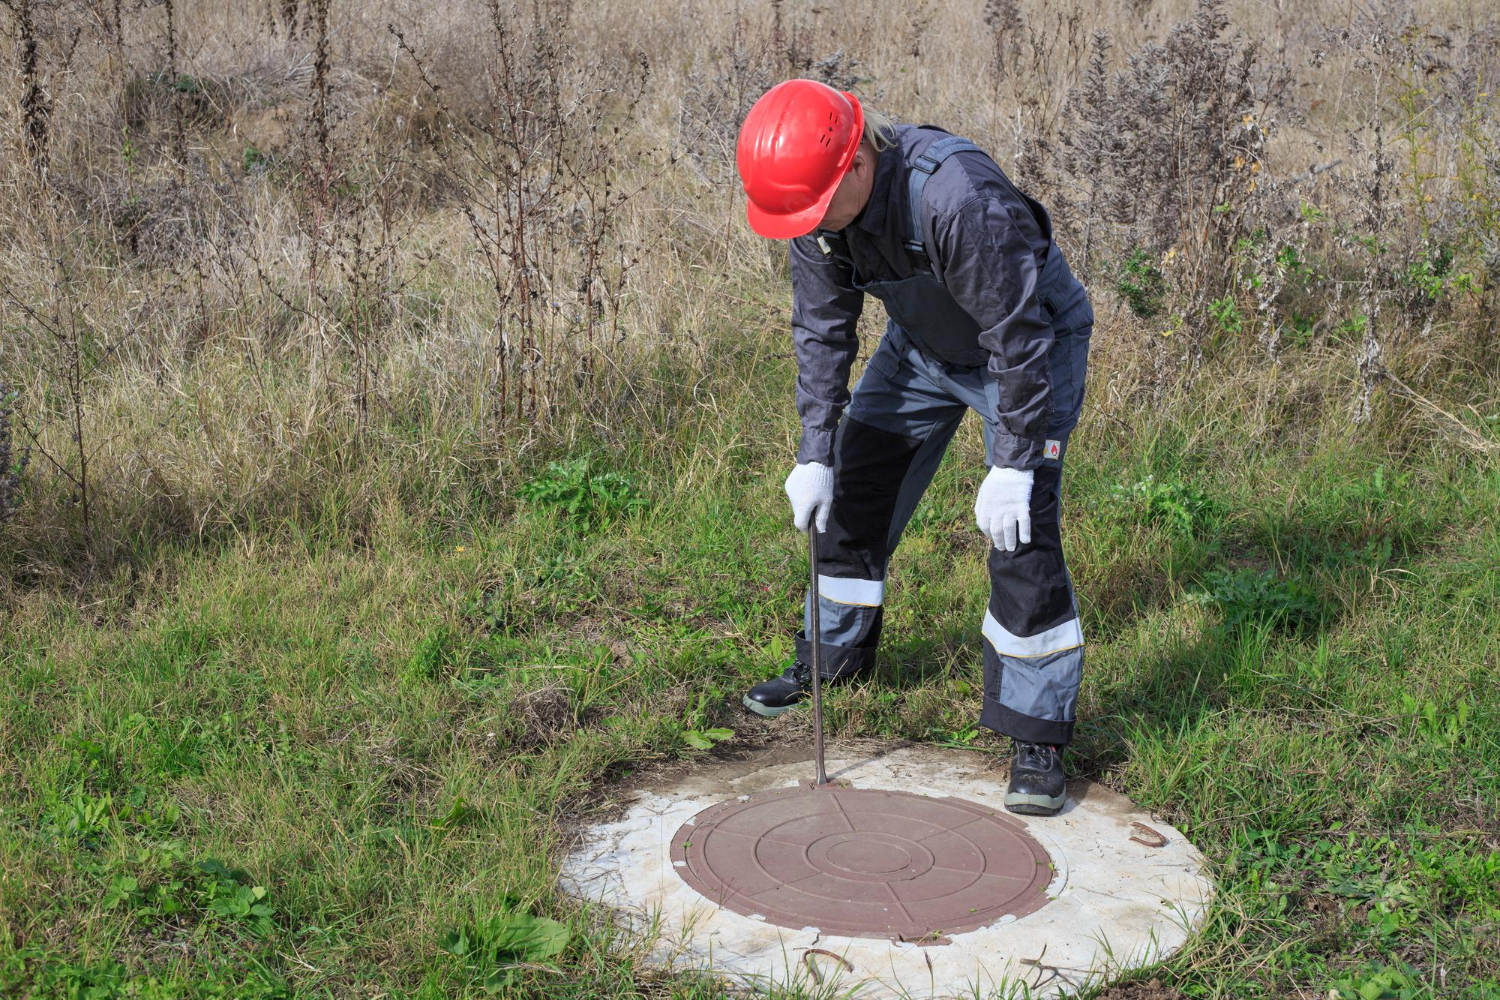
[559,743,1212,998]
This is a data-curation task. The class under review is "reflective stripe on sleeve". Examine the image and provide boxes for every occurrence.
[817,575,885,607]
[982,609,1083,659]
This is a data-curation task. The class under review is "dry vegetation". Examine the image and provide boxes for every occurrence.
[0,0,1494,579]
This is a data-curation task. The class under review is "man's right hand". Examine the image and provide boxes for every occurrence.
[784,462,834,533]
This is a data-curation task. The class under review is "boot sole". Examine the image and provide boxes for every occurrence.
[741,695,797,718]
[1003,790,1066,816]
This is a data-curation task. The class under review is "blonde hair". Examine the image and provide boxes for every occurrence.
[862,107,898,151]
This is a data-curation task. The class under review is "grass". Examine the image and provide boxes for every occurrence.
[2,327,1497,999]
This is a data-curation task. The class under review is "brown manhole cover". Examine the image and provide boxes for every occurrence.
[669,783,1053,941]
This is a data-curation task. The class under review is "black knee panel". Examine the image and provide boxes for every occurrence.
[986,465,1073,636]
[820,417,923,580]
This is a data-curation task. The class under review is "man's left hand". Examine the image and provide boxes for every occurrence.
[975,467,1033,552]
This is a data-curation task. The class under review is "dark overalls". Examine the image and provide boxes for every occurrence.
[791,130,1093,746]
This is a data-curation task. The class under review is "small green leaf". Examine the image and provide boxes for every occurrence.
[433,796,474,832]
[483,967,517,991]
[439,928,469,957]
[487,912,571,961]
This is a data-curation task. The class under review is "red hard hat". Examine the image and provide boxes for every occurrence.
[736,80,865,239]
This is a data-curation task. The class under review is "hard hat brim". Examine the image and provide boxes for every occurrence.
[745,187,839,239]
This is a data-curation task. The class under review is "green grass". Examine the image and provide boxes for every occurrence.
[2,335,1498,999]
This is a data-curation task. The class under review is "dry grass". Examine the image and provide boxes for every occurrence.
[0,0,1495,581]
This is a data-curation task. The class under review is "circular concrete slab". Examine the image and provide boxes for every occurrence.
[560,743,1212,999]
[670,783,1052,940]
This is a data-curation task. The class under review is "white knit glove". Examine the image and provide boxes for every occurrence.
[784,462,834,533]
[975,467,1033,552]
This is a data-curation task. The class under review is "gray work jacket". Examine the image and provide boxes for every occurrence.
[787,124,1092,472]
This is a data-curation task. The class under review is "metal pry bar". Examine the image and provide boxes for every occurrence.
[808,526,828,785]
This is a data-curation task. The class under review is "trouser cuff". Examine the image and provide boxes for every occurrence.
[979,701,1075,746]
[794,631,877,680]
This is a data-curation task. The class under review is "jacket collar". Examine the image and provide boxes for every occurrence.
[850,142,896,237]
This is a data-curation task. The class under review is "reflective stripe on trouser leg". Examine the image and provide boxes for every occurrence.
[977,463,1084,745]
[817,575,885,606]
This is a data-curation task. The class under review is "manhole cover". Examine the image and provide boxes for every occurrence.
[669,783,1053,940]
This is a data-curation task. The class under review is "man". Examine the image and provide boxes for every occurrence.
[736,80,1094,817]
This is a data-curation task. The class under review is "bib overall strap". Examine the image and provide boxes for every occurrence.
[904,137,981,272]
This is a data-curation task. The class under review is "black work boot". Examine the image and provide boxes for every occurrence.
[1004,741,1066,816]
[742,661,848,717]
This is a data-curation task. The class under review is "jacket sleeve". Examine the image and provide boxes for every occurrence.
[788,235,864,465]
[934,197,1054,471]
